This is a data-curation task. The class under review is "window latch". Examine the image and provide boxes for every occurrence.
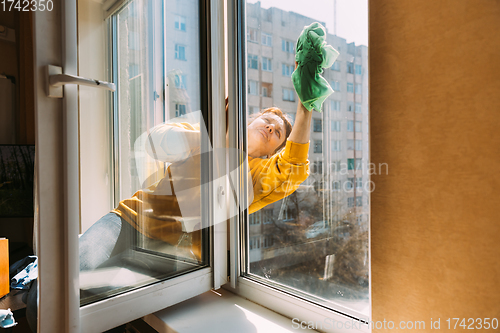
[45,65,116,98]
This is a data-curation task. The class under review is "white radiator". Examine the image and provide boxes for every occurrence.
[0,76,15,144]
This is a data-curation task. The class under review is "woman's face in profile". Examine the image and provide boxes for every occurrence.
[247,113,286,158]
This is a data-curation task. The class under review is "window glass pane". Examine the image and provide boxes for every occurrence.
[355,64,362,75]
[331,80,340,91]
[248,54,259,69]
[347,62,354,73]
[355,84,362,94]
[313,118,322,132]
[331,100,340,111]
[80,0,208,306]
[245,0,369,318]
[262,57,272,71]
[248,28,259,43]
[347,101,354,111]
[261,32,272,46]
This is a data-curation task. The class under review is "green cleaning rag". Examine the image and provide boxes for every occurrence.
[292,22,339,112]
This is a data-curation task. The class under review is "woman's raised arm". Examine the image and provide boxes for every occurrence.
[287,100,313,144]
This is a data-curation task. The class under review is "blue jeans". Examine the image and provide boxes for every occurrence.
[79,212,136,271]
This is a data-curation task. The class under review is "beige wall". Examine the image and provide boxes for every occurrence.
[370,0,500,330]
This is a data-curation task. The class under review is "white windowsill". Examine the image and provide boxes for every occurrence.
[143,288,317,333]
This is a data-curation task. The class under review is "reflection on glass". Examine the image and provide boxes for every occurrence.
[246,0,369,317]
[79,0,206,306]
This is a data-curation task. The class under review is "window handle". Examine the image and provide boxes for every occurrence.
[45,65,116,98]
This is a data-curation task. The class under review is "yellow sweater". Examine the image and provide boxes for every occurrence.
[247,140,310,214]
[111,123,310,255]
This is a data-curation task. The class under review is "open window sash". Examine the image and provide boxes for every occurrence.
[34,0,227,331]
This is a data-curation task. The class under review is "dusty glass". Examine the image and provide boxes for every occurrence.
[79,0,208,305]
[245,0,369,317]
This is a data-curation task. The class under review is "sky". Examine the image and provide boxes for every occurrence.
[250,0,368,46]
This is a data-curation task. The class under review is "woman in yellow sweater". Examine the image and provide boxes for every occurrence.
[79,100,313,269]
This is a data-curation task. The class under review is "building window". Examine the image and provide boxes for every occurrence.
[313,119,322,132]
[262,236,274,248]
[347,178,354,190]
[348,158,362,170]
[356,139,362,150]
[174,74,187,89]
[175,103,186,117]
[331,120,341,132]
[248,54,258,69]
[347,82,354,93]
[174,15,186,31]
[250,237,261,250]
[282,63,294,77]
[355,64,362,75]
[347,102,354,112]
[348,196,363,207]
[282,88,295,102]
[331,61,340,71]
[262,87,268,97]
[347,120,362,132]
[356,177,363,189]
[355,103,362,113]
[332,180,340,191]
[330,160,342,172]
[262,209,273,224]
[347,62,354,74]
[331,81,341,91]
[262,57,272,71]
[175,44,186,60]
[314,140,322,153]
[312,161,323,174]
[355,121,362,132]
[261,83,272,98]
[249,211,261,225]
[331,140,342,151]
[355,84,362,94]
[247,28,258,43]
[331,100,341,111]
[348,140,363,151]
[248,80,258,95]
[261,32,272,46]
[281,39,294,53]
